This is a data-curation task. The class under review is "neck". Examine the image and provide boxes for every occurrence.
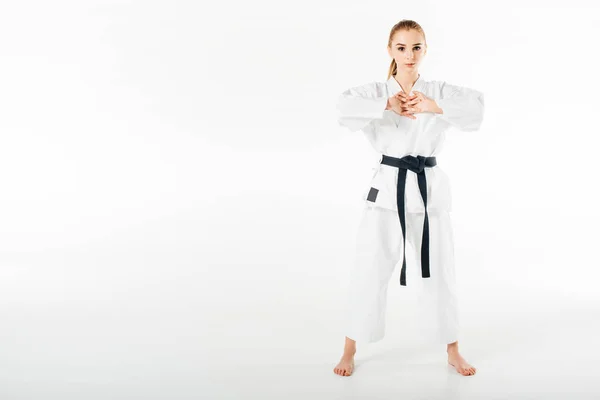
[394,71,419,82]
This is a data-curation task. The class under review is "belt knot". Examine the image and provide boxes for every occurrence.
[403,155,427,174]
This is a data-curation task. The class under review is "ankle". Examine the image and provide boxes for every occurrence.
[446,343,459,354]
[343,337,356,355]
[343,347,356,356]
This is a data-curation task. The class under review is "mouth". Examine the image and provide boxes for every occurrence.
[405,63,415,66]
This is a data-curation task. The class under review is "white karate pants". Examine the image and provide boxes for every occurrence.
[344,205,460,345]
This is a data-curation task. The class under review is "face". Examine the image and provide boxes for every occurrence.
[387,29,427,73]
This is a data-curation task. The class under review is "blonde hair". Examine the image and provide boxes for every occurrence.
[387,20,427,79]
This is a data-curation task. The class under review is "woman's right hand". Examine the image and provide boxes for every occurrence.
[386,92,419,120]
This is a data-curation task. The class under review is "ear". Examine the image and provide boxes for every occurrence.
[387,46,392,58]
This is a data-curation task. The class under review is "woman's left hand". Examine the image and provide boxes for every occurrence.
[395,91,439,115]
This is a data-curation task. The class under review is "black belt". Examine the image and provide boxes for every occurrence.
[380,154,437,286]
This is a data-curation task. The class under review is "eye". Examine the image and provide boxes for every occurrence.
[396,46,421,51]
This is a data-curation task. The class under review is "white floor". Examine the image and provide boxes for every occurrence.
[198,288,600,400]
[1,204,599,399]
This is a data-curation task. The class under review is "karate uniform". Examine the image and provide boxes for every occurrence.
[336,74,484,344]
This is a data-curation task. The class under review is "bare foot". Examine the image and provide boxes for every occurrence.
[447,348,476,376]
[333,353,355,376]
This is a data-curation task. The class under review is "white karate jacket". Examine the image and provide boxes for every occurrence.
[336,74,485,213]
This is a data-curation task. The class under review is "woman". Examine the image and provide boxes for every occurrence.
[333,19,484,377]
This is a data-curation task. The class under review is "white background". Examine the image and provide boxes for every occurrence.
[1,0,599,399]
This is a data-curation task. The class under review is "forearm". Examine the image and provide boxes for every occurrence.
[433,94,484,131]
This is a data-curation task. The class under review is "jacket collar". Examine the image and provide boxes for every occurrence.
[386,73,425,94]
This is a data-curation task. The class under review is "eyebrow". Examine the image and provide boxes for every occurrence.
[395,43,423,46]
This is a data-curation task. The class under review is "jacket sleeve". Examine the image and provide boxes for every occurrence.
[434,81,485,131]
[336,82,388,132]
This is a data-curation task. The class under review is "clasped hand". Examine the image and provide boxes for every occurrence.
[386,91,437,120]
